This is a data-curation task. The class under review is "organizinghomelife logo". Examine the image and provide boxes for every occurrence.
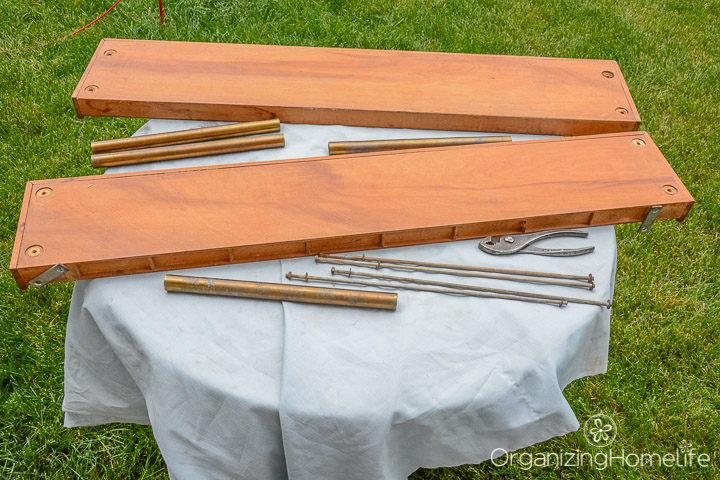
[490,413,713,471]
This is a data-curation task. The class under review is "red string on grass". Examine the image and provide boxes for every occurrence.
[1,0,165,54]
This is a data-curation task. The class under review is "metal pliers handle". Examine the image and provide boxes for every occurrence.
[478,230,595,256]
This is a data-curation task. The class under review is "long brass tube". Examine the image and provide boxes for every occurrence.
[331,268,611,309]
[328,136,512,155]
[91,119,281,153]
[286,272,565,307]
[91,134,285,168]
[320,254,593,283]
[316,256,593,290]
[164,274,397,311]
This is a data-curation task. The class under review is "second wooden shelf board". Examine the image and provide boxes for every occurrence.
[10,132,693,289]
[73,39,641,136]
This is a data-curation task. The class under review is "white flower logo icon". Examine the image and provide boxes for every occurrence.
[583,414,618,447]
[589,418,613,443]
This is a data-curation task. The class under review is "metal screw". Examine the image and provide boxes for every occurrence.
[602,71,615,78]
[35,187,53,198]
[504,236,515,243]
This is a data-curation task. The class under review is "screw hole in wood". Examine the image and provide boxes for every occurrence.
[35,187,53,198]
[25,245,43,257]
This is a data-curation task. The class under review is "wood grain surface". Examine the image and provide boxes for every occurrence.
[72,39,641,135]
[10,132,692,289]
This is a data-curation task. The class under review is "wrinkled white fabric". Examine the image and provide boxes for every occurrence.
[63,120,615,480]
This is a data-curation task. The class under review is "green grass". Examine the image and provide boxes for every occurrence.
[1,0,718,478]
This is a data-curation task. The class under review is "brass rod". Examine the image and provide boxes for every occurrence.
[328,136,512,155]
[331,268,611,309]
[92,134,285,168]
[164,274,397,311]
[91,119,281,153]
[286,272,565,307]
[320,253,594,284]
[316,256,593,290]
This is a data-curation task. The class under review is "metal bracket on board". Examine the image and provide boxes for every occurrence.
[28,264,69,288]
[638,205,663,234]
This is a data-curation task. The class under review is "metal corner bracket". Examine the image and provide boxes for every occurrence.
[638,205,663,234]
[28,264,69,288]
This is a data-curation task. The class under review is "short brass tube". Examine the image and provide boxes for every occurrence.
[91,119,281,153]
[164,274,398,311]
[328,136,512,155]
[91,134,285,168]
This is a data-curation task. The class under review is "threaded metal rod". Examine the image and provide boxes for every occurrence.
[331,268,611,309]
[316,255,594,290]
[320,253,593,283]
[286,272,566,308]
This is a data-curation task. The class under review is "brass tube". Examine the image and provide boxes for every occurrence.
[328,136,512,155]
[91,134,285,168]
[91,119,281,153]
[320,253,594,283]
[331,268,611,309]
[287,272,565,307]
[316,256,593,290]
[164,274,397,311]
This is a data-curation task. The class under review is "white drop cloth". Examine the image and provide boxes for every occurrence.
[63,121,615,479]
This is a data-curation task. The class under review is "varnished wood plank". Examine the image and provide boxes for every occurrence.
[72,39,641,136]
[10,132,692,289]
